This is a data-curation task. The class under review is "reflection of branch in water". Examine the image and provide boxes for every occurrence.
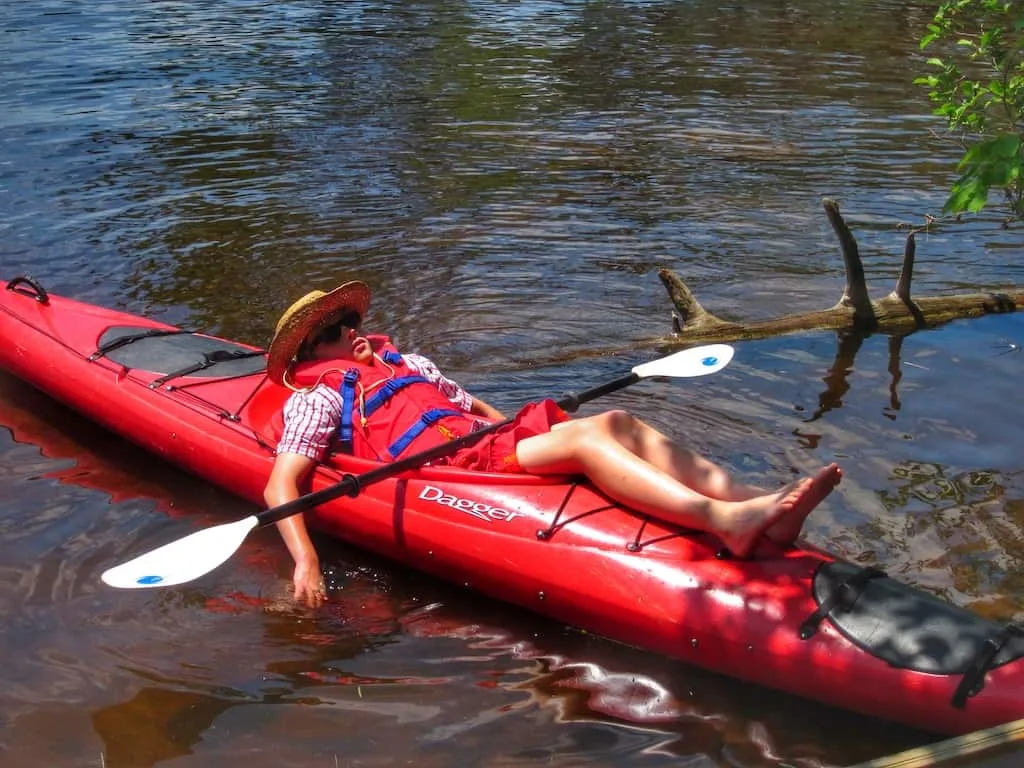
[807,332,865,422]
[887,335,904,419]
[806,332,920,423]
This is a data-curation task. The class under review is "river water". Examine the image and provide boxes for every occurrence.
[2,1,1024,766]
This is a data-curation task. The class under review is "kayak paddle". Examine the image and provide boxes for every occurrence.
[101,343,734,589]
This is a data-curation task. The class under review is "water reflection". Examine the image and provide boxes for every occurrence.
[92,689,231,767]
[85,587,928,768]
[874,460,1024,616]
[800,333,927,424]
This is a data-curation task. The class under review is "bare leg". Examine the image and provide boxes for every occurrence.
[549,412,768,502]
[761,464,842,546]
[664,459,841,547]
[517,413,827,558]
[540,411,841,551]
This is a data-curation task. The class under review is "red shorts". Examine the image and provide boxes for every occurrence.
[441,399,569,473]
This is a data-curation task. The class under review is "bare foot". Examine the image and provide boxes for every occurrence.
[715,477,813,559]
[763,463,842,548]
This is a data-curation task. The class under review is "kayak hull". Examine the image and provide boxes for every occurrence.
[2,276,1022,735]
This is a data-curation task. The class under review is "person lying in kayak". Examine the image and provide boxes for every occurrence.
[263,281,842,604]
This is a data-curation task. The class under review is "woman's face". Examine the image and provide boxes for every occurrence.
[309,313,372,363]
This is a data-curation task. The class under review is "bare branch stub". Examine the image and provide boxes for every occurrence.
[894,232,915,302]
[823,197,873,325]
[659,199,1024,346]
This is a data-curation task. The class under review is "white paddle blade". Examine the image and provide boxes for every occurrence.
[101,516,259,589]
[632,344,734,380]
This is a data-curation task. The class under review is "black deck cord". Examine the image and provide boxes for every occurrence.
[536,482,580,540]
[6,274,269,427]
[799,565,887,640]
[626,517,650,551]
[627,520,694,552]
[4,276,195,363]
[951,622,1024,709]
[148,349,266,389]
[89,328,194,361]
[6,275,49,303]
[533,482,620,542]
[171,370,271,424]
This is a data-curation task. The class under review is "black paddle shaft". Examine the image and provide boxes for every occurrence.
[257,370,641,528]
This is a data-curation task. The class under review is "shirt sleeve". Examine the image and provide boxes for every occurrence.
[275,385,343,461]
[403,353,474,412]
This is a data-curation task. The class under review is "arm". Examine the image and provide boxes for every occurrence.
[469,395,505,421]
[264,452,326,606]
[265,386,341,605]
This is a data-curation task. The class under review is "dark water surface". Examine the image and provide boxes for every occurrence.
[3,1,1024,766]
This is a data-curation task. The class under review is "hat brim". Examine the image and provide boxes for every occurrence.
[266,281,371,385]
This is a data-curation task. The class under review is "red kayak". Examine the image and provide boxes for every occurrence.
[2,274,1023,736]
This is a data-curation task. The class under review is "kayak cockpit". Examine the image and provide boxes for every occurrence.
[95,325,267,383]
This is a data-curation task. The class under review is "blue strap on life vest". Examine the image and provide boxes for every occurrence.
[381,350,403,365]
[388,408,464,458]
[337,369,360,454]
[362,375,430,417]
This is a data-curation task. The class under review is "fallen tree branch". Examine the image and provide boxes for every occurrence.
[662,198,1024,344]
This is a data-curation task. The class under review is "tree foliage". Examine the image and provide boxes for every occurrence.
[916,0,1024,217]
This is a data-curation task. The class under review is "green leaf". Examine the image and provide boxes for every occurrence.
[923,0,1024,218]
[990,133,1022,156]
[945,177,990,213]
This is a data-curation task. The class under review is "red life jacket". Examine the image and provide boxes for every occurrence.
[289,336,481,462]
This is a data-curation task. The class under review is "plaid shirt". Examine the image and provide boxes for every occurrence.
[276,353,476,461]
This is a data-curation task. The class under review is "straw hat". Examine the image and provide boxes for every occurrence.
[266,280,371,385]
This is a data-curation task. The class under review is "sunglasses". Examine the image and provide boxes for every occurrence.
[311,311,362,346]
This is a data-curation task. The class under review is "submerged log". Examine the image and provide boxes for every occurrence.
[661,198,1024,344]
